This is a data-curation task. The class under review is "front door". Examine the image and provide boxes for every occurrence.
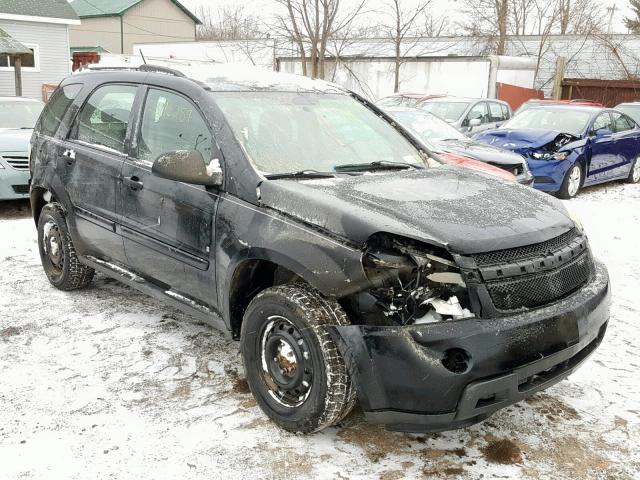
[62,83,139,263]
[120,87,218,305]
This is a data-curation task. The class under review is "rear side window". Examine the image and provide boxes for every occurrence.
[137,88,212,162]
[71,84,137,153]
[611,112,635,132]
[489,102,506,122]
[501,103,511,119]
[37,84,82,137]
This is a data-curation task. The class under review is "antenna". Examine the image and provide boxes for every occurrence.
[139,48,147,64]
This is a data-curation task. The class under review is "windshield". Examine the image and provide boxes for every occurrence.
[616,105,640,125]
[501,108,592,135]
[0,101,44,129]
[418,101,470,122]
[214,92,423,175]
[389,110,465,142]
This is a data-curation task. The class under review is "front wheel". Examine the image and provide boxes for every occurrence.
[627,156,640,183]
[240,284,355,433]
[557,163,582,199]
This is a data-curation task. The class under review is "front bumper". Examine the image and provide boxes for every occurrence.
[329,262,610,432]
[0,162,30,200]
[527,158,574,192]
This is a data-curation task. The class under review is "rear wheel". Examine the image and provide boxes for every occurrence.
[627,156,640,183]
[37,203,94,290]
[240,284,355,433]
[558,163,582,199]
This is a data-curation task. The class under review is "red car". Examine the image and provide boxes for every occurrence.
[436,152,517,182]
[515,98,603,116]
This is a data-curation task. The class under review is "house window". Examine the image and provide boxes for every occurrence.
[0,44,39,71]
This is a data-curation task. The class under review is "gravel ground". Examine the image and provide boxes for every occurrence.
[0,183,639,480]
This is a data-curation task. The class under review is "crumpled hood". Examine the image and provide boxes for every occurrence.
[474,129,570,153]
[259,166,574,254]
[434,138,525,167]
[0,128,32,153]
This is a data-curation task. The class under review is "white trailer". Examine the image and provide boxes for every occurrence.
[277,55,537,101]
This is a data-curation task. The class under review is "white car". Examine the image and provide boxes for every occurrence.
[0,97,44,200]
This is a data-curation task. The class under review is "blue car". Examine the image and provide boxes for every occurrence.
[473,105,640,198]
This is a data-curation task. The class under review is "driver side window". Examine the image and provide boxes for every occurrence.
[137,89,212,162]
[466,102,489,126]
[590,113,613,136]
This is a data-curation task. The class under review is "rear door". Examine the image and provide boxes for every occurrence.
[609,112,639,178]
[120,86,218,304]
[62,83,139,263]
[587,112,617,183]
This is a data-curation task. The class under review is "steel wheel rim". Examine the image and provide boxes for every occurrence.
[633,159,640,182]
[259,315,313,408]
[568,166,581,197]
[42,220,64,271]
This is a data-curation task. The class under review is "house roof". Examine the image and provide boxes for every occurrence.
[70,0,201,24]
[70,46,110,54]
[0,0,79,22]
[0,27,31,55]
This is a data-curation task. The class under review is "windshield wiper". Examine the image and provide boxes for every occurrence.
[334,161,422,172]
[265,170,335,180]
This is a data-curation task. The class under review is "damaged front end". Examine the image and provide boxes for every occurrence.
[330,231,610,433]
[346,233,475,327]
[529,132,578,161]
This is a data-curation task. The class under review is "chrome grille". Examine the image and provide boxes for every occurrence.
[3,155,29,170]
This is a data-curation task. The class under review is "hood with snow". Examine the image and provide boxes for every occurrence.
[258,165,574,255]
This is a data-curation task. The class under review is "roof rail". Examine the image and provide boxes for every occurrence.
[138,64,186,77]
[82,64,186,78]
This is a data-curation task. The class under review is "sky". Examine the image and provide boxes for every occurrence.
[177,0,636,34]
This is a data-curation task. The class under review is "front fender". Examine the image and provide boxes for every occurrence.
[215,194,369,327]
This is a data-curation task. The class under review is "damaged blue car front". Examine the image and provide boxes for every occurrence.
[474,105,640,198]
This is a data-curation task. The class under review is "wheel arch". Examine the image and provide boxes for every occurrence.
[226,255,305,340]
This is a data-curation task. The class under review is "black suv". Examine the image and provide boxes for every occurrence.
[30,64,610,433]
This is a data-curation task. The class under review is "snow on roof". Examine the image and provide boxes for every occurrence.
[81,55,347,94]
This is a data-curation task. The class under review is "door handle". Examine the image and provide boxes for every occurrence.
[62,149,76,165]
[123,176,144,191]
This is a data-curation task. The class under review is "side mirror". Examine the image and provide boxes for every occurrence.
[152,150,223,187]
[468,118,481,131]
[595,128,613,138]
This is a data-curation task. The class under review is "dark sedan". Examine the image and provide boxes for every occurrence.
[385,107,533,185]
[474,105,640,198]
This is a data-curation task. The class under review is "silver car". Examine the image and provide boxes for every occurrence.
[0,97,44,200]
[417,96,512,136]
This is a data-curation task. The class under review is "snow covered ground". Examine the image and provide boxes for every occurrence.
[0,182,638,480]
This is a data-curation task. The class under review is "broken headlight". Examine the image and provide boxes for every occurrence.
[359,234,474,326]
[531,151,568,161]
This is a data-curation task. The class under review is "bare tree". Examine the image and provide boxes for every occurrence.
[457,0,511,55]
[379,0,435,93]
[557,0,602,35]
[196,5,263,41]
[274,0,366,79]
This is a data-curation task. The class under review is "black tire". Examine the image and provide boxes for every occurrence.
[37,203,94,290]
[241,284,356,433]
[627,156,640,183]
[557,163,583,199]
